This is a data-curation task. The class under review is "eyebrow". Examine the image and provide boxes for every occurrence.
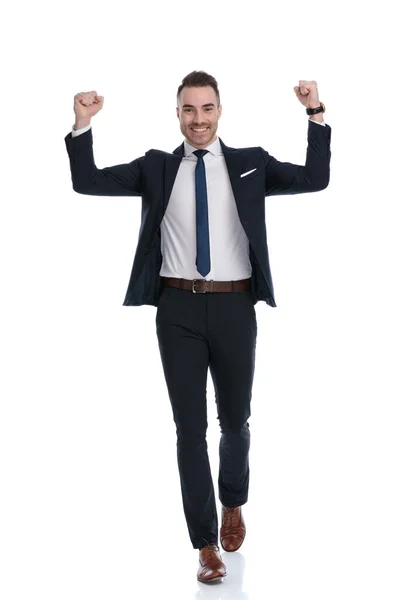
[182,103,215,108]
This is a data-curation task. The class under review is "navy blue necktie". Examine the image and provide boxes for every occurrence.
[193,149,210,277]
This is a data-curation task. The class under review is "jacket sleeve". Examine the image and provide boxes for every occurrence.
[64,127,143,196]
[261,120,331,196]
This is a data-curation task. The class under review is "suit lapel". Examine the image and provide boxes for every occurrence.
[164,144,184,212]
[218,138,243,213]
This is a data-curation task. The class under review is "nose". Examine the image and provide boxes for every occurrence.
[192,111,207,125]
[193,117,207,126]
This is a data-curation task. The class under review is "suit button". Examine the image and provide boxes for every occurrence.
[144,247,150,254]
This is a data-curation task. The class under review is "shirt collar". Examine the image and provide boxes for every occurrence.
[184,136,222,157]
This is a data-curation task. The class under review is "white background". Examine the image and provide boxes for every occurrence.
[1,1,399,598]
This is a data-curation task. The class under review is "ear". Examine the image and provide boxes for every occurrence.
[176,107,179,118]
[217,104,222,119]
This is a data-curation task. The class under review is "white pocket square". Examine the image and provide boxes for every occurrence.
[240,168,257,178]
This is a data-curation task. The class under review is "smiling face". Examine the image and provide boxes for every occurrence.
[176,85,222,149]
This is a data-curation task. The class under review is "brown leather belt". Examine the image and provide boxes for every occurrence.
[161,277,251,293]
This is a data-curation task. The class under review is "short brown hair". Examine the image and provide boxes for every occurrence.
[177,70,220,106]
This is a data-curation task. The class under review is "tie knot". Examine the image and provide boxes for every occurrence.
[193,149,209,159]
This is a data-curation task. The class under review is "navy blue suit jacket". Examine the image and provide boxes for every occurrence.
[64,120,331,307]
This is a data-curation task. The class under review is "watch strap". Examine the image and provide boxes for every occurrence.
[306,102,325,115]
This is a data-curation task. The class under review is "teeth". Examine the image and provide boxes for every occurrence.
[193,127,207,131]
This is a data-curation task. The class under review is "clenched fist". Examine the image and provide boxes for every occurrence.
[74,91,104,120]
[293,80,320,109]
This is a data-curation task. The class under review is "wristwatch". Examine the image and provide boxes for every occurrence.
[306,102,325,115]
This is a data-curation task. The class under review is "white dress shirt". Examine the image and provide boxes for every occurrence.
[71,119,326,281]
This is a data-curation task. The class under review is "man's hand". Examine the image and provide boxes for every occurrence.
[74,91,104,120]
[293,80,320,109]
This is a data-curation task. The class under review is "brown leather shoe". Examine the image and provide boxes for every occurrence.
[220,505,246,552]
[197,544,227,583]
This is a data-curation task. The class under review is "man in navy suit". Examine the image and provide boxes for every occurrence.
[65,71,331,583]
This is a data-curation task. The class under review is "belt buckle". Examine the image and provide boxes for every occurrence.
[192,279,207,293]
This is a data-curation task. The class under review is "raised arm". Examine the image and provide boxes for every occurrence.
[261,80,332,196]
[64,91,143,196]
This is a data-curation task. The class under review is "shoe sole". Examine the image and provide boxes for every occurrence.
[197,575,225,583]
